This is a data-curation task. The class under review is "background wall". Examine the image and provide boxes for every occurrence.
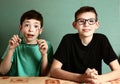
[0,0,120,74]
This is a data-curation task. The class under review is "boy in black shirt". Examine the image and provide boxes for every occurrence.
[50,6,120,83]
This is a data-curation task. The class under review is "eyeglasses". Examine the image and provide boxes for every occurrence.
[75,18,97,25]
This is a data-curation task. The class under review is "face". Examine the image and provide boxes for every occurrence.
[73,12,99,38]
[20,19,42,44]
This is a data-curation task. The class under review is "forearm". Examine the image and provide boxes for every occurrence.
[41,53,48,76]
[99,60,120,83]
[99,70,120,83]
[50,68,84,83]
[0,49,14,74]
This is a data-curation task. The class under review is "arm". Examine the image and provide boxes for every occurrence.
[41,53,48,75]
[0,49,14,75]
[0,35,21,75]
[37,39,49,76]
[97,59,120,83]
[88,59,120,84]
[50,59,80,82]
[50,59,98,83]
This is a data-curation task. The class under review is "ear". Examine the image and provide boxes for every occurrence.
[19,25,22,31]
[95,21,100,29]
[39,27,43,34]
[72,21,77,29]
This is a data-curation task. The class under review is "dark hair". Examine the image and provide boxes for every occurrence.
[20,10,43,27]
[75,6,98,21]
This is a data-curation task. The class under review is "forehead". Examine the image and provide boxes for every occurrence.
[77,12,96,19]
[23,19,41,25]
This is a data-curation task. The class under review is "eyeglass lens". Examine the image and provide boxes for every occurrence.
[76,18,97,25]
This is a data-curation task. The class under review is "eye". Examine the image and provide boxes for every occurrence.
[77,19,85,25]
[24,24,29,28]
[89,20,94,22]
[77,19,84,23]
[79,20,84,23]
[89,19,96,23]
[34,25,39,29]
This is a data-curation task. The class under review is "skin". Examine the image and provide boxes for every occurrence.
[0,19,49,76]
[50,12,120,84]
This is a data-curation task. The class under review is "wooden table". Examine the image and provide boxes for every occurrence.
[102,79,120,84]
[0,76,79,84]
[0,76,120,84]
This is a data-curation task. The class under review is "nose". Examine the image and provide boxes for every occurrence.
[29,26,34,32]
[84,20,89,26]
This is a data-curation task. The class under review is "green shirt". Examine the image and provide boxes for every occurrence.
[2,41,53,76]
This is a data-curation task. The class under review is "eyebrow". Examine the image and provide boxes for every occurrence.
[76,18,96,21]
[23,21,40,25]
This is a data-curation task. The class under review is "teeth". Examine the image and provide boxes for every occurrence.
[28,34,34,36]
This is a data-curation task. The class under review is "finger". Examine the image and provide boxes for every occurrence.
[9,40,15,45]
[10,35,21,45]
[40,43,48,50]
[85,68,93,77]
[91,72,97,79]
[87,68,93,74]
[16,35,21,43]
[37,39,45,45]
[92,68,98,75]
[11,35,19,43]
[10,38,17,45]
[13,35,18,41]
[86,68,91,72]
[40,46,47,50]
[39,41,44,46]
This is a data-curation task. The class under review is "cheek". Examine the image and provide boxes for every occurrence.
[21,29,26,33]
[76,25,83,30]
[38,29,42,34]
[34,30,40,36]
[20,29,28,35]
[93,25,99,30]
[77,27,83,33]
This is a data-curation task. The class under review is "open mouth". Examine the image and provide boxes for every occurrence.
[27,34,34,37]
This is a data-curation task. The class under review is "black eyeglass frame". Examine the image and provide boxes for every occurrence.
[75,18,97,25]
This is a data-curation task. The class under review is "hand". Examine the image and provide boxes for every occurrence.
[84,68,104,84]
[81,68,101,84]
[85,68,98,79]
[9,34,21,50]
[37,39,48,56]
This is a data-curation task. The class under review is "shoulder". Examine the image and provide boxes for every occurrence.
[46,41,52,47]
[93,33,110,44]
[46,41,53,57]
[94,33,108,40]
[46,40,51,45]
[62,33,79,40]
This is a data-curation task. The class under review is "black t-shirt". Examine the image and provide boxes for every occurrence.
[54,33,118,74]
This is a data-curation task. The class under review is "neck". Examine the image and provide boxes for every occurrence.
[79,35,93,46]
[24,38,38,44]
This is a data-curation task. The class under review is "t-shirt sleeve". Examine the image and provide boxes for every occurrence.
[54,35,71,64]
[47,41,54,67]
[1,46,14,62]
[101,35,118,65]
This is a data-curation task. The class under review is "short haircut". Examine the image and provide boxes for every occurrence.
[75,6,98,21]
[20,10,43,27]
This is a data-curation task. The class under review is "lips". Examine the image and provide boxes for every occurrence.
[27,34,34,37]
[82,29,90,32]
